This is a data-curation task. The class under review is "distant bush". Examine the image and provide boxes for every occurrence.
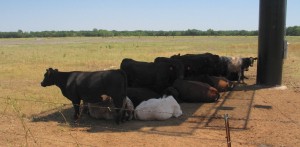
[0,26,299,38]
[286,26,300,36]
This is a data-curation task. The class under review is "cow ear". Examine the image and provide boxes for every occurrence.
[47,69,51,76]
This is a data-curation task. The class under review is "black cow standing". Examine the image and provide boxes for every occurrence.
[120,58,184,94]
[41,68,127,124]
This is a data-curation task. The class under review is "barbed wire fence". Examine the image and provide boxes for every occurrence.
[0,93,298,146]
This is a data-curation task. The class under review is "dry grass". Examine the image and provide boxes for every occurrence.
[0,36,299,146]
[1,36,299,115]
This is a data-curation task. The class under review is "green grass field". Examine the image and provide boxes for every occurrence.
[0,36,299,116]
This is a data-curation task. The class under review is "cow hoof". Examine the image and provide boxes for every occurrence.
[73,113,81,123]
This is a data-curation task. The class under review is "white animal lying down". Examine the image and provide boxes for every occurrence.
[135,95,182,121]
[88,96,134,120]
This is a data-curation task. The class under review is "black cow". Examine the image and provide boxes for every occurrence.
[242,57,257,71]
[41,68,127,124]
[170,53,221,76]
[120,58,184,94]
[127,87,161,107]
[154,56,185,78]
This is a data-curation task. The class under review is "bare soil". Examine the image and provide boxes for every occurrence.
[0,63,299,147]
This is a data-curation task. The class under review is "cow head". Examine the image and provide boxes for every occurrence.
[41,68,58,87]
[171,60,185,79]
[242,57,258,71]
[250,57,258,66]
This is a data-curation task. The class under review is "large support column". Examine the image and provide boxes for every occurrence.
[257,0,287,86]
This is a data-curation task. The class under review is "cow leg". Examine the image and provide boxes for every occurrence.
[238,71,242,83]
[72,99,81,122]
[241,70,245,83]
[112,95,126,124]
[123,100,134,121]
[228,81,235,90]
[119,98,127,123]
[81,100,89,115]
[122,102,128,121]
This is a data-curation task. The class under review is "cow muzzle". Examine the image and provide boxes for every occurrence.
[41,82,46,87]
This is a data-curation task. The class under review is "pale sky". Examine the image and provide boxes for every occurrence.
[1,0,299,32]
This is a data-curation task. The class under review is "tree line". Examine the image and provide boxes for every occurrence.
[0,26,299,38]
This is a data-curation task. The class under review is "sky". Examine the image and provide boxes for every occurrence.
[1,0,299,32]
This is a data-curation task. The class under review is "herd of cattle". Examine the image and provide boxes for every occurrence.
[40,52,257,124]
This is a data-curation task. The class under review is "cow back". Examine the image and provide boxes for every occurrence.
[154,57,185,79]
[171,53,221,76]
[120,58,179,93]
[70,70,127,103]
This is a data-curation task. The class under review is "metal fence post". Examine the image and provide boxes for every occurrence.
[224,114,231,147]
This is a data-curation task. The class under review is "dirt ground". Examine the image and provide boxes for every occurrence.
[0,64,300,147]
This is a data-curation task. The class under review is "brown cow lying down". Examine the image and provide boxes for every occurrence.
[170,79,220,103]
[185,75,234,92]
[87,95,134,120]
[209,76,234,92]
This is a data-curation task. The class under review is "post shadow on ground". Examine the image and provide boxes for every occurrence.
[232,83,278,91]
[203,83,282,130]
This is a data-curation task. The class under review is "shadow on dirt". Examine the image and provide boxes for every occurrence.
[232,83,276,91]
[31,102,210,135]
[31,83,263,135]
